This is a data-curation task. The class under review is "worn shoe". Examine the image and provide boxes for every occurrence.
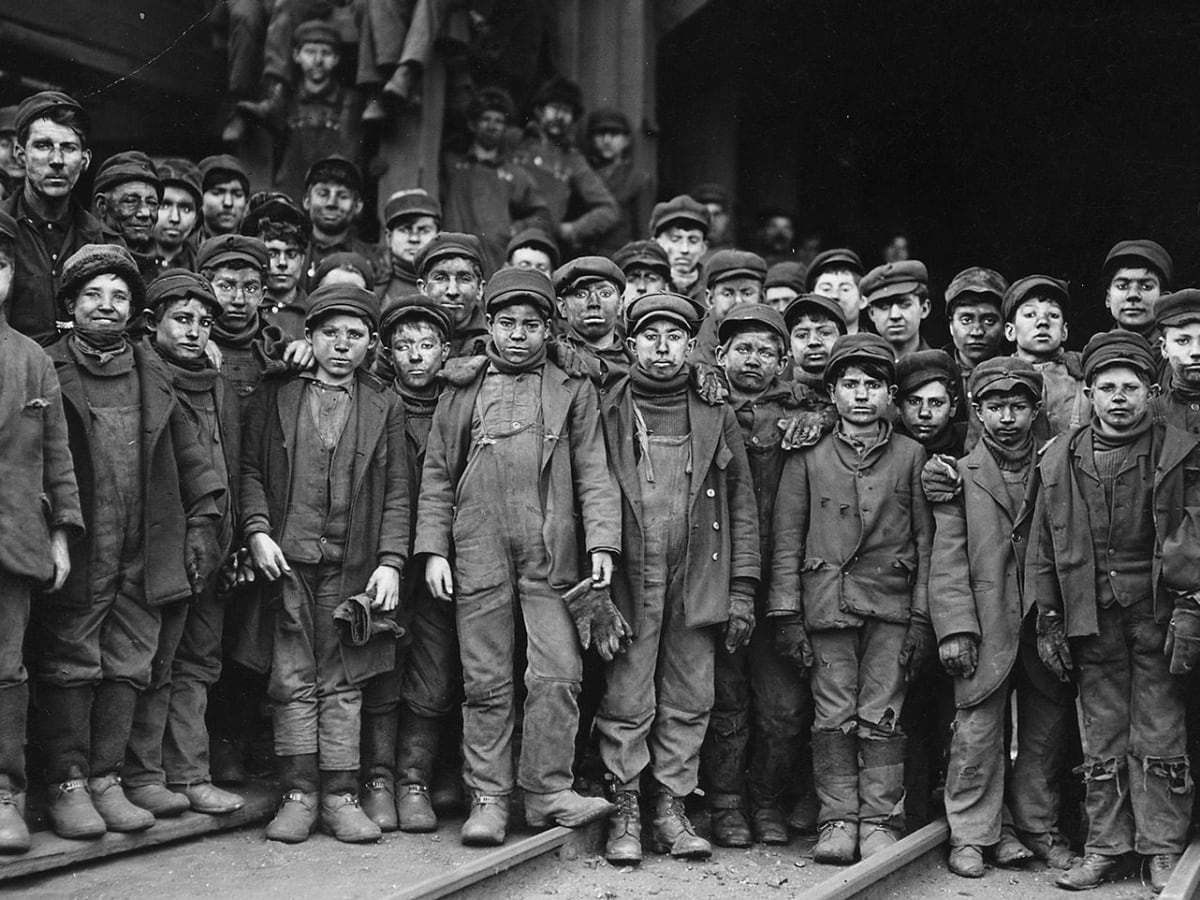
[651,791,711,859]
[0,793,30,853]
[397,784,437,832]
[750,805,789,845]
[859,823,899,859]
[1023,831,1077,870]
[47,778,106,840]
[709,794,752,848]
[126,783,191,818]
[1148,853,1181,894]
[265,790,318,843]
[1055,852,1128,890]
[949,844,985,878]
[813,820,858,865]
[605,791,642,865]
[209,738,247,785]
[787,790,819,834]
[88,774,155,832]
[180,782,244,815]
[461,793,509,846]
[993,827,1034,866]
[360,778,398,832]
[525,789,614,829]
[320,793,382,843]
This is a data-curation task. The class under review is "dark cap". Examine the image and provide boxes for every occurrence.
[293,18,341,47]
[945,266,1007,312]
[1081,331,1157,384]
[1001,275,1070,322]
[1156,289,1200,329]
[93,150,161,197]
[626,291,703,336]
[145,269,222,317]
[783,293,848,335]
[58,243,145,310]
[824,333,897,383]
[14,90,88,141]
[415,232,483,277]
[586,108,631,135]
[380,293,453,342]
[304,155,362,194]
[895,349,960,398]
[553,256,626,295]
[305,283,380,331]
[505,227,559,269]
[532,76,584,117]
[313,251,375,287]
[198,154,250,194]
[690,182,730,207]
[860,260,929,305]
[705,249,767,288]
[614,240,670,277]
[0,106,15,135]
[469,87,515,121]
[968,356,1043,402]
[241,191,310,240]
[156,158,203,208]
[384,188,441,227]
[717,304,788,348]
[805,248,864,291]
[0,209,16,240]
[649,194,711,237]
[196,234,269,272]
[483,266,554,317]
[1103,239,1173,289]
[765,261,808,293]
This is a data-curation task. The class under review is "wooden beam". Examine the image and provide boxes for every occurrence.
[799,818,950,900]
[1160,834,1200,900]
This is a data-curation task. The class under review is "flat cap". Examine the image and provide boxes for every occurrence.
[1103,239,1173,288]
[690,182,730,207]
[14,90,88,140]
[717,303,788,347]
[145,269,221,317]
[0,209,16,240]
[614,240,670,277]
[1156,289,1200,329]
[532,76,584,116]
[1001,275,1070,322]
[506,227,559,269]
[1082,330,1157,383]
[968,355,1043,402]
[860,260,928,304]
[305,283,380,331]
[313,251,375,287]
[626,291,703,336]
[0,106,15,134]
[241,191,310,239]
[706,249,767,287]
[93,150,161,197]
[783,293,848,335]
[586,108,631,135]
[649,194,711,237]
[415,232,483,277]
[59,243,145,310]
[483,266,554,317]
[380,293,453,342]
[384,188,441,227]
[197,233,269,272]
[304,155,362,193]
[293,18,341,47]
[895,349,960,398]
[805,248,864,290]
[553,256,625,295]
[156,158,203,207]
[824,332,897,383]
[765,261,808,293]
[945,266,1007,311]
[198,154,249,193]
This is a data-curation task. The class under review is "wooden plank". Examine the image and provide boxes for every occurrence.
[1160,834,1200,900]
[798,818,950,900]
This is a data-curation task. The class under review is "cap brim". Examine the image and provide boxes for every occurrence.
[205,250,263,269]
[656,215,708,234]
[709,267,765,287]
[866,281,922,304]
[1159,312,1200,328]
[631,311,693,335]
[971,375,1038,398]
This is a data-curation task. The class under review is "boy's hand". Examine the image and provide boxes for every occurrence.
[235,548,258,585]
[426,555,455,602]
[1165,595,1200,675]
[724,596,755,654]
[365,564,401,611]
[205,341,224,371]
[248,532,291,581]
[938,633,979,678]
[773,617,814,671]
[590,551,614,589]
[185,519,221,597]
[898,613,934,682]
[1036,612,1073,682]
[282,339,315,370]
[778,411,829,450]
[921,455,961,503]
[48,527,71,592]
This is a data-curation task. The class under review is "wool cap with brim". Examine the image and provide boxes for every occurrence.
[861,260,928,305]
[1081,331,1156,384]
[649,194,711,237]
[626,291,702,336]
[145,269,222,317]
[1156,289,1200,329]
[586,108,631,135]
[506,227,559,269]
[1103,239,1173,289]
[613,240,669,277]
[59,243,146,310]
[415,232,483,277]
[93,150,161,196]
[241,191,310,239]
[706,249,768,288]
[0,209,16,240]
[968,355,1043,402]
[783,293,847,334]
[199,154,250,194]
[380,293,453,342]
[293,19,341,47]
[14,91,88,140]
[765,261,807,293]
[805,248,864,290]
[895,349,960,398]
[945,266,1007,311]
[0,106,15,134]
[304,155,362,194]
[305,283,380,331]
[197,234,269,271]
[690,182,730,207]
[156,158,203,208]
[313,251,375,286]
[717,303,788,348]
[384,188,441,227]
[824,332,897,383]
[483,266,554,317]
[554,256,626,295]
[1001,274,1070,322]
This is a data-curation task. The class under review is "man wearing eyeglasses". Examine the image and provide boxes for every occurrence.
[552,257,630,391]
[91,151,163,281]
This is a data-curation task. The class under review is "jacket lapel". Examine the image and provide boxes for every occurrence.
[603,382,643,526]
[539,363,572,472]
[352,381,388,494]
[687,392,721,505]
[966,446,1017,523]
[277,378,306,467]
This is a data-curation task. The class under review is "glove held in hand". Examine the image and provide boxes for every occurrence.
[332,593,406,647]
[563,577,633,662]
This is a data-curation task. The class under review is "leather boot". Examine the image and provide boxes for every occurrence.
[651,789,711,859]
[396,708,440,831]
[858,735,906,859]
[178,781,245,815]
[461,793,509,846]
[47,771,106,840]
[708,792,752,847]
[1055,852,1129,890]
[949,844,985,878]
[812,730,859,864]
[266,791,319,843]
[525,789,614,828]
[126,783,191,818]
[814,820,858,864]
[361,778,398,832]
[605,790,642,864]
[397,784,437,832]
[0,792,29,853]
[360,710,398,831]
[88,774,155,832]
[993,826,1034,866]
[321,793,383,843]
[750,803,789,845]
[236,78,289,135]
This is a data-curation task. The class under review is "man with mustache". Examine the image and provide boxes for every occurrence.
[91,151,162,281]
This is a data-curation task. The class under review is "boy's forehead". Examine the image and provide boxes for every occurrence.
[791,312,838,330]
[390,213,437,230]
[308,179,356,196]
[314,312,370,330]
[206,178,244,193]
[1110,266,1157,283]
[393,320,443,340]
[1015,294,1064,313]
[635,315,686,334]
[212,264,261,281]
[815,268,859,284]
[429,255,476,273]
[297,40,338,52]
[725,326,781,347]
[952,298,1001,315]
[491,301,546,320]
[658,226,704,241]
[869,291,919,308]
[976,387,1037,404]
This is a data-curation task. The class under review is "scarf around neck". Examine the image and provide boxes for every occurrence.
[485,340,547,375]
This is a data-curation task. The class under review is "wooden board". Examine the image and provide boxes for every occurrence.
[798,818,950,900]
[1160,834,1200,900]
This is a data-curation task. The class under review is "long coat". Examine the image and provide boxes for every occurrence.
[601,377,760,633]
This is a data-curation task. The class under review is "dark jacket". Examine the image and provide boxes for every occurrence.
[587,155,655,256]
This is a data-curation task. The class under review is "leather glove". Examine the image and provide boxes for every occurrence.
[773,616,814,672]
[546,338,601,381]
[332,593,406,647]
[921,454,962,503]
[562,578,633,662]
[938,633,979,678]
[778,409,835,450]
[1036,611,1073,682]
[691,363,729,406]
[898,613,934,682]
[1164,595,1200,675]
[184,518,221,598]
[724,595,756,654]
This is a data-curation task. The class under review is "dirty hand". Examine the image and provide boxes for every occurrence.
[184,518,222,596]
[365,564,401,611]
[1036,611,1073,682]
[938,633,979,678]
[425,555,455,602]
[1164,595,1200,675]
[724,595,756,654]
[898,613,934,682]
[563,580,632,661]
[282,339,315,370]
[692,364,729,406]
[48,527,71,593]
[590,550,615,589]
[235,548,258,585]
[546,338,596,380]
[773,616,814,671]
[778,411,827,450]
[248,532,291,582]
[921,454,961,503]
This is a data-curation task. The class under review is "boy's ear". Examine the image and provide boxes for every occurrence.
[686,337,697,356]
[919,298,931,320]
[1061,321,1069,343]
[625,335,637,355]
[1003,321,1016,343]
[714,342,729,366]
[887,384,897,401]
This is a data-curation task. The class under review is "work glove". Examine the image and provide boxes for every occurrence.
[1164,595,1200,675]
[1036,611,1073,682]
[724,595,756,654]
[938,633,979,678]
[546,338,600,381]
[562,578,633,662]
[773,615,814,672]
[778,410,834,450]
[898,612,934,682]
[921,454,962,503]
[332,592,405,647]
[184,518,221,598]
[691,364,729,406]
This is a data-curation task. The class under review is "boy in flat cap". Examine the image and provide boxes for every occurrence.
[301,156,382,291]
[379,189,441,310]
[764,261,807,314]
[92,151,163,278]
[507,227,559,276]
[596,292,759,864]
[586,108,655,256]
[785,293,846,400]
[123,270,246,820]
[415,232,489,357]
[769,333,934,865]
[34,244,224,840]
[650,195,710,304]
[198,155,250,241]
[152,159,203,276]
[807,249,866,335]
[553,256,631,391]
[690,248,769,366]
[416,267,619,846]
[0,210,82,851]
[862,260,933,360]
[1153,289,1200,432]
[894,350,965,459]
[242,191,312,340]
[1103,240,1172,347]
[943,267,1008,452]
[240,283,409,845]
[1028,331,1200,892]
[615,240,670,308]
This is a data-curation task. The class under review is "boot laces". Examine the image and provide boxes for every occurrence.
[664,796,696,834]
[615,792,638,817]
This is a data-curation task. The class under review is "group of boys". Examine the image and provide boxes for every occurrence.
[0,83,1198,898]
